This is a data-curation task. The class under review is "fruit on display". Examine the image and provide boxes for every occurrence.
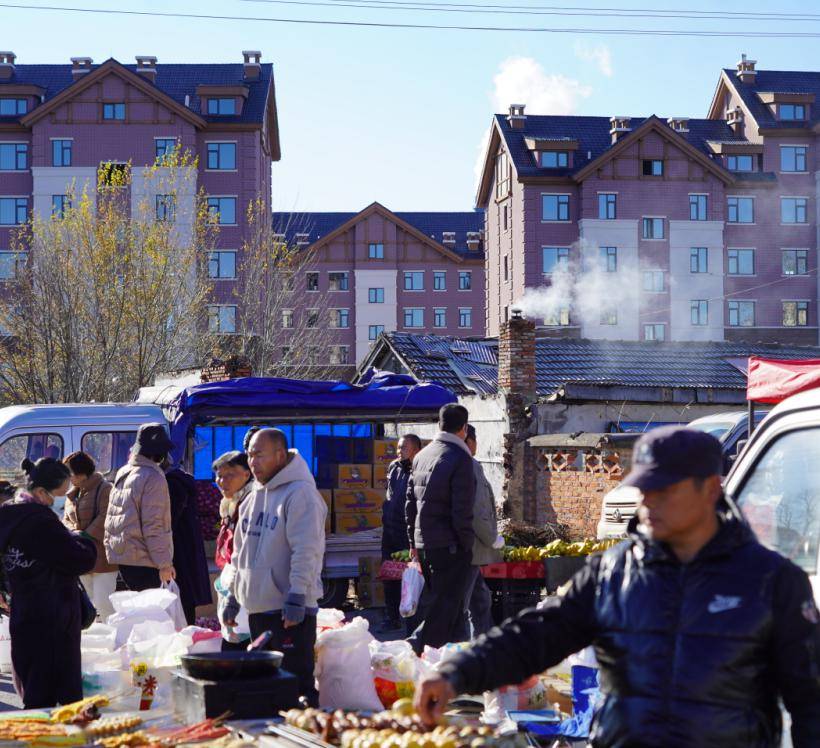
[340,724,529,748]
[391,551,412,562]
[502,538,622,561]
[52,695,110,723]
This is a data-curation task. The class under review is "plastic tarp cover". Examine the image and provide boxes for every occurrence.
[747,356,820,404]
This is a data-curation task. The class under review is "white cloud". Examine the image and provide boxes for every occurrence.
[491,56,592,116]
[573,42,613,78]
[473,125,492,194]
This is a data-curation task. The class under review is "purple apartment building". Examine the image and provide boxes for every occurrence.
[0,51,279,338]
[479,56,820,345]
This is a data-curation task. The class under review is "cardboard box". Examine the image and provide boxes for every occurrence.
[334,511,382,535]
[373,439,399,464]
[334,488,385,513]
[316,463,372,489]
[372,464,389,490]
[319,490,333,512]
[357,556,386,608]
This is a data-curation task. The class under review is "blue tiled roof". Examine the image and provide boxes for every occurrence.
[495,114,742,177]
[723,68,820,129]
[271,208,484,258]
[0,60,273,125]
[377,332,820,397]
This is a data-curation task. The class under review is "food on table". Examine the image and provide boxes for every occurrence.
[340,725,529,748]
[0,718,70,742]
[94,730,153,747]
[502,538,622,561]
[52,695,110,723]
[83,715,144,738]
[155,717,230,745]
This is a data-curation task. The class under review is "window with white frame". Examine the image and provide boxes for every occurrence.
[282,309,294,328]
[155,194,175,222]
[404,271,424,291]
[600,247,617,272]
[600,308,617,325]
[207,250,236,279]
[207,305,236,333]
[206,142,236,170]
[783,301,808,327]
[0,198,26,225]
[52,139,72,167]
[0,251,24,280]
[642,270,665,292]
[780,146,807,172]
[207,197,237,225]
[690,247,708,273]
[458,271,472,290]
[779,103,806,121]
[642,217,664,239]
[689,194,707,221]
[727,197,753,223]
[433,271,446,291]
[330,309,350,328]
[544,308,570,326]
[51,195,69,218]
[328,271,349,291]
[542,246,569,275]
[781,198,808,224]
[726,154,754,172]
[368,324,384,341]
[728,248,755,276]
[690,300,708,326]
[541,151,568,168]
[368,287,384,303]
[728,300,755,327]
[0,143,27,171]
[644,323,665,341]
[434,308,446,328]
[782,249,808,276]
[459,308,472,328]
[542,194,570,221]
[368,242,384,259]
[330,345,350,365]
[306,272,319,292]
[598,193,616,219]
[404,308,424,328]
[306,309,319,328]
[155,138,177,161]
[495,150,510,199]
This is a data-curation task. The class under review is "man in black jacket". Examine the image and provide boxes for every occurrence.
[416,426,820,747]
[406,404,475,653]
[380,433,421,632]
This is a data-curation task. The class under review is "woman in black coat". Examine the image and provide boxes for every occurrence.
[0,458,97,708]
[163,462,211,625]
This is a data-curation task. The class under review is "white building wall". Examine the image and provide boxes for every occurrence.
[668,220,724,341]
[131,166,197,247]
[354,269,398,363]
[31,167,97,219]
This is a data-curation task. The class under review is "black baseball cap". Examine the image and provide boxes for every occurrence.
[136,422,174,456]
[622,426,723,492]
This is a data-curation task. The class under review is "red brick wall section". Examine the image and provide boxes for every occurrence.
[544,471,622,539]
[498,317,536,396]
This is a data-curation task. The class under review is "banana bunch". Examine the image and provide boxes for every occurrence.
[503,537,623,561]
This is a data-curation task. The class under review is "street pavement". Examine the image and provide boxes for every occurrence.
[0,673,21,711]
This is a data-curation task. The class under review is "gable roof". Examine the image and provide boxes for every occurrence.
[271,203,484,260]
[358,332,820,399]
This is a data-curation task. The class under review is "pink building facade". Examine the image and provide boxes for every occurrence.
[479,57,820,345]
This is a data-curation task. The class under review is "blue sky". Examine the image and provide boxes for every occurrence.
[4,0,818,211]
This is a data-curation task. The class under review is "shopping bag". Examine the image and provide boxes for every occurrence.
[161,580,188,631]
[369,639,419,707]
[399,563,424,618]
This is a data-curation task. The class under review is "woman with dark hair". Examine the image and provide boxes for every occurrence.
[0,457,97,707]
[104,423,175,592]
[63,451,118,621]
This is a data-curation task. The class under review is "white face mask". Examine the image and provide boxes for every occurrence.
[48,492,67,517]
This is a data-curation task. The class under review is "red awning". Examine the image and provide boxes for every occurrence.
[747,356,820,404]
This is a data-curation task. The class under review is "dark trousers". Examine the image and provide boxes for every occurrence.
[382,530,408,624]
[464,566,494,638]
[408,545,472,655]
[249,612,318,706]
[119,565,160,592]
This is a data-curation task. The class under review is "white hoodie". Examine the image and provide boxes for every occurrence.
[229,450,327,614]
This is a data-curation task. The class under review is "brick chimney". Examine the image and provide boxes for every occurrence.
[736,53,757,84]
[442,231,456,247]
[243,50,262,81]
[726,106,744,135]
[466,231,481,252]
[0,51,15,81]
[609,116,631,144]
[498,308,536,398]
[507,103,526,130]
[71,57,93,79]
[667,116,689,133]
[135,55,158,84]
[200,355,252,383]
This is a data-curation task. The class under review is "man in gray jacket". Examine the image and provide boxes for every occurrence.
[223,428,327,704]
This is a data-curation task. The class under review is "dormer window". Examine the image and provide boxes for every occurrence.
[727,154,754,172]
[207,98,236,116]
[779,103,806,121]
[0,98,26,116]
[540,151,569,168]
[642,159,663,177]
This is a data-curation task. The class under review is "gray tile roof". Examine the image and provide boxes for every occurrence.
[724,68,820,129]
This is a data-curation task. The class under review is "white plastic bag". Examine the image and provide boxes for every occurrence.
[369,639,419,708]
[107,607,174,649]
[0,615,11,674]
[317,608,346,632]
[399,563,424,618]
[315,617,382,711]
[161,580,188,631]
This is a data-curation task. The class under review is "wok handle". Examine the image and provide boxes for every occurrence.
[247,630,274,652]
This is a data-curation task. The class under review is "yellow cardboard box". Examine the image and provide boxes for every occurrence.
[334,464,373,489]
[334,489,385,513]
[372,464,389,490]
[373,439,399,464]
[319,489,333,511]
[334,511,382,535]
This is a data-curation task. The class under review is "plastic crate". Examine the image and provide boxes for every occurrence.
[543,556,588,593]
[481,561,545,579]
[486,578,543,625]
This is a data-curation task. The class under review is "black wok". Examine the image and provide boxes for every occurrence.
[180,631,284,680]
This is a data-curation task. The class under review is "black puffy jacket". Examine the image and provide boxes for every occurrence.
[440,515,820,747]
[382,459,411,551]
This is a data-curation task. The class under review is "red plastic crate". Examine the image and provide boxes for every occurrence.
[481,561,545,579]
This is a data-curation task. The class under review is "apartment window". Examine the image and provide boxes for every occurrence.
[207,98,236,115]
[600,246,617,273]
[0,98,26,116]
[642,270,665,293]
[689,194,707,221]
[368,287,384,304]
[434,308,446,328]
[495,150,510,199]
[155,138,177,160]
[368,242,384,259]
[52,139,72,167]
[779,103,806,121]
[642,217,664,239]
[690,300,708,326]
[503,255,509,282]
[598,193,616,220]
[207,305,236,334]
[368,324,384,341]
[404,308,424,328]
[306,309,319,328]
[726,155,754,172]
[783,301,808,327]
[102,103,125,121]
[780,146,808,172]
[155,194,175,222]
[306,272,319,292]
[51,195,69,218]
[206,142,236,170]
[207,250,236,280]
[404,271,424,291]
[642,159,664,176]
[690,247,708,273]
[281,309,294,328]
[281,346,291,359]
[459,308,472,328]
[458,271,472,290]
[433,271,446,291]
[781,198,808,224]
[544,308,570,326]
[207,197,237,225]
[0,251,24,280]
[782,249,808,276]
[541,151,568,168]
[728,248,755,275]
[728,300,755,327]
[0,143,27,171]
[330,309,350,329]
[600,308,617,325]
[644,324,665,341]
[542,246,569,275]
[502,204,508,231]
[328,271,349,291]
[99,162,128,187]
[330,346,350,365]
[0,198,27,225]
[542,194,569,221]
[727,197,754,224]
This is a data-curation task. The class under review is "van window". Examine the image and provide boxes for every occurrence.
[0,433,64,481]
[81,432,136,477]
[736,428,820,574]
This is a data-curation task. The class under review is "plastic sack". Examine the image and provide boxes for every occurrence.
[107,607,174,649]
[315,617,382,711]
[0,615,11,674]
[483,675,548,724]
[161,580,188,631]
[317,608,346,633]
[81,622,117,652]
[369,639,419,708]
[399,563,424,618]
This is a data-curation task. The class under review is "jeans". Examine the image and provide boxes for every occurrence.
[79,572,118,622]
[407,545,472,655]
[249,612,318,706]
[119,565,160,592]
[464,566,494,639]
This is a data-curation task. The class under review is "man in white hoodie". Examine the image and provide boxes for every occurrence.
[224,428,327,704]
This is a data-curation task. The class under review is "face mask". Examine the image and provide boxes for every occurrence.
[48,492,68,517]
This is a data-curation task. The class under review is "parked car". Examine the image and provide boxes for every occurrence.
[688,409,769,473]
